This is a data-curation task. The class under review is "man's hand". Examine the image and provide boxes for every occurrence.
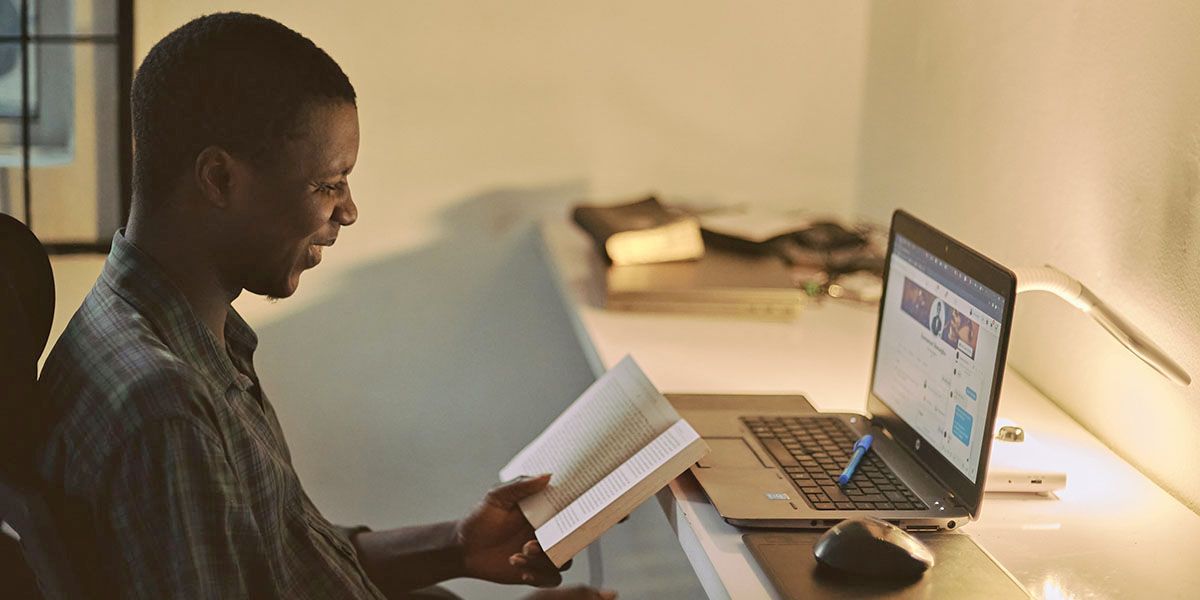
[456,474,570,587]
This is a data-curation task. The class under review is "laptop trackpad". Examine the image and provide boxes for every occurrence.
[698,438,771,469]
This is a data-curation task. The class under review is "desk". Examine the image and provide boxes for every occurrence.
[538,220,1200,599]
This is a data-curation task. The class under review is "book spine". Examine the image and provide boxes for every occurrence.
[572,206,621,262]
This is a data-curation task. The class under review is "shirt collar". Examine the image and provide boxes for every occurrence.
[100,230,258,391]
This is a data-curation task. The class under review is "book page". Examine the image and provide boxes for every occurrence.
[531,419,701,552]
[499,355,680,527]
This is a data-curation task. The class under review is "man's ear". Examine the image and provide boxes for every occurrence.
[193,146,238,208]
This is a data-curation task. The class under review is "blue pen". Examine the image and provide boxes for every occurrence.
[837,434,873,486]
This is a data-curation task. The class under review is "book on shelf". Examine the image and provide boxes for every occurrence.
[499,355,710,567]
[605,248,807,320]
[571,196,705,266]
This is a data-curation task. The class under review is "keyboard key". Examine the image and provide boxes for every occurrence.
[762,439,799,466]
[835,502,856,510]
[821,485,851,503]
[813,502,836,510]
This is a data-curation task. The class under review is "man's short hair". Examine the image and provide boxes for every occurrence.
[131,12,357,208]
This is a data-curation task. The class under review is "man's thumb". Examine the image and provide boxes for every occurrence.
[489,473,552,507]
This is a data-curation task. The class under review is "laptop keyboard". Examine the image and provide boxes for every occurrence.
[741,416,928,512]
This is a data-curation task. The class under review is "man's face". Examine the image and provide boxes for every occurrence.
[229,101,360,299]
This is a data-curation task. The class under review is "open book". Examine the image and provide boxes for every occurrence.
[499,356,710,567]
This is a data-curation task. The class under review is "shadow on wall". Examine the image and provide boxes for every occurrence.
[252,181,598,528]
[248,182,706,599]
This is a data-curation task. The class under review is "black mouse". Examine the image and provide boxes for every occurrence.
[812,517,935,579]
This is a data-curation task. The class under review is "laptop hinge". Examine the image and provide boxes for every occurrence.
[873,419,971,513]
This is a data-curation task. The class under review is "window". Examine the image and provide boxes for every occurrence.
[0,0,133,253]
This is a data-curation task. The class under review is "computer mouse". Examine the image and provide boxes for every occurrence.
[812,517,935,579]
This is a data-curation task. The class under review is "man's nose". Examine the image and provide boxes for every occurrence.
[335,191,358,226]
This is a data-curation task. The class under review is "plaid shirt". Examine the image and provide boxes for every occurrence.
[36,231,386,599]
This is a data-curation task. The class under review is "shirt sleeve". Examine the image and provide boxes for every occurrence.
[97,417,273,599]
[335,524,372,546]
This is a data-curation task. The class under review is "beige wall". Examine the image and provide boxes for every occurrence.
[857,2,1200,510]
[50,0,873,417]
[132,1,870,327]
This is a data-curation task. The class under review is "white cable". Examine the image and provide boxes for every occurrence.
[1013,265,1191,386]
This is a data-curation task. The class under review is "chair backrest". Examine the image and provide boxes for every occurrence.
[0,212,83,599]
[0,212,54,481]
[0,479,82,600]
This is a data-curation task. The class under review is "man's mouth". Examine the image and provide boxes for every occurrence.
[306,238,336,267]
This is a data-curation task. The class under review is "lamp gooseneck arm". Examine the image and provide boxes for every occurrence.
[1014,266,1192,386]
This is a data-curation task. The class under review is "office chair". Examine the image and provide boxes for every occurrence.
[0,212,83,600]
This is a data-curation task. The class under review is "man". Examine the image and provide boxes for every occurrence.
[35,13,615,599]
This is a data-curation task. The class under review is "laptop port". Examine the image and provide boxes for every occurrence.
[904,524,940,533]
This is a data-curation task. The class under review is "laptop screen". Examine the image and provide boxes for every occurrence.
[871,233,1007,483]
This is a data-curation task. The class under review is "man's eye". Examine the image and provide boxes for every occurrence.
[315,182,345,194]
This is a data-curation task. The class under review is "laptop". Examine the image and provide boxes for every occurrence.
[681,210,1016,531]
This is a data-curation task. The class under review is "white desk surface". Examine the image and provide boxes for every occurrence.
[538,220,1200,599]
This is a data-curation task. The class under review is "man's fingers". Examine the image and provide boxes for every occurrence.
[511,551,568,571]
[487,474,553,509]
[518,539,561,573]
[520,567,564,588]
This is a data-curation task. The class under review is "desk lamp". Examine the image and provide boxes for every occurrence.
[986,266,1189,492]
[1014,265,1191,386]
